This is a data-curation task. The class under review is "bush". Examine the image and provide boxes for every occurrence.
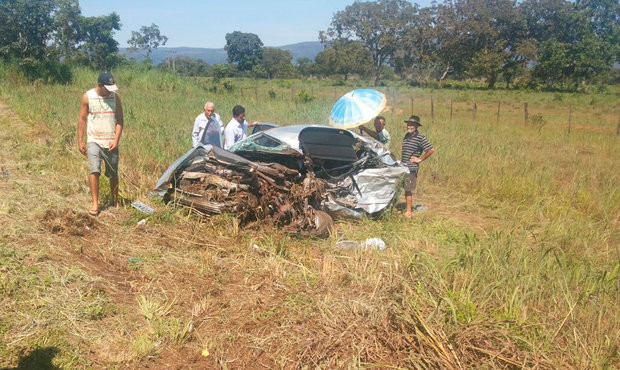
[268,89,277,99]
[294,89,314,104]
[220,79,235,92]
[17,58,73,84]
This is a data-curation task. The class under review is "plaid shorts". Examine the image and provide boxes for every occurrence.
[87,142,119,178]
[404,169,418,193]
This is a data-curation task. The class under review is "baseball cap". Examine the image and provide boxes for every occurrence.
[98,72,118,92]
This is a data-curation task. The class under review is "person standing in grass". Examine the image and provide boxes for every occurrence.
[401,115,435,218]
[359,115,391,148]
[192,101,224,148]
[223,105,259,150]
[78,72,124,216]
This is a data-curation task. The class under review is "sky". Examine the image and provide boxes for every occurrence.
[80,0,433,49]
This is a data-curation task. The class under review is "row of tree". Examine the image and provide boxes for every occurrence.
[1,0,617,90]
[321,0,619,88]
[218,0,618,89]
[0,0,167,81]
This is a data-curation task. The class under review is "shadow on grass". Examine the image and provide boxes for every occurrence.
[1,347,60,370]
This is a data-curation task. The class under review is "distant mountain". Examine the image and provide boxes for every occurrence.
[277,41,325,62]
[120,41,324,65]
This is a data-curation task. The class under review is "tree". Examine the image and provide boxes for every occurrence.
[321,0,416,85]
[0,0,57,60]
[296,57,314,77]
[0,0,74,82]
[79,12,121,69]
[128,23,168,57]
[520,0,584,44]
[315,40,372,80]
[50,0,83,60]
[523,0,618,88]
[261,48,294,79]
[457,0,526,88]
[159,56,210,76]
[211,63,238,81]
[571,33,616,84]
[224,31,263,72]
[532,39,570,89]
[501,38,538,88]
[390,5,437,84]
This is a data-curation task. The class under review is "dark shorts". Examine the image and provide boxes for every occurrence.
[404,169,418,193]
[87,142,119,178]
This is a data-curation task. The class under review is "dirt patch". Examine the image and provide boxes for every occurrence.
[41,208,97,236]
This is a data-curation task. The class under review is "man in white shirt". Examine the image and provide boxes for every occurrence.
[192,101,223,148]
[224,105,258,149]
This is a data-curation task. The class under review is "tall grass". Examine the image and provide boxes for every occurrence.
[0,64,618,367]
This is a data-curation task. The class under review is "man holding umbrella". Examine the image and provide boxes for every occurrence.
[401,115,435,218]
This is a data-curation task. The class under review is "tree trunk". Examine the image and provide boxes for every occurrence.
[438,63,450,83]
[487,73,497,89]
[373,66,382,86]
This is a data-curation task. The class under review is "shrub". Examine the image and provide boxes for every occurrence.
[221,79,235,92]
[294,89,314,104]
[17,58,73,84]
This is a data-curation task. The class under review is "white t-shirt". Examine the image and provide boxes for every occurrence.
[224,118,248,149]
[192,112,223,148]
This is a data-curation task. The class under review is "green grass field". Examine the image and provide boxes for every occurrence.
[0,66,618,368]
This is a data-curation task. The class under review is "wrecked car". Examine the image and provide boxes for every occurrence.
[154,124,408,236]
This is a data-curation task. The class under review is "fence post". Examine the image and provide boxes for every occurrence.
[291,87,295,101]
[617,118,619,136]
[568,104,572,134]
[254,87,258,102]
[473,99,477,121]
[524,102,528,124]
[496,101,501,124]
[431,95,434,121]
[450,99,453,120]
[410,97,413,115]
[334,87,337,98]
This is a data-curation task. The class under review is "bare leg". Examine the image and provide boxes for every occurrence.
[405,191,412,218]
[89,173,100,214]
[109,177,119,207]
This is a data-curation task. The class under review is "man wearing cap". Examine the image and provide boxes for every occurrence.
[78,72,124,216]
[192,101,223,148]
[401,115,435,218]
[359,115,391,148]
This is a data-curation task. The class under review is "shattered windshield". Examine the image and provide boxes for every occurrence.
[229,133,291,153]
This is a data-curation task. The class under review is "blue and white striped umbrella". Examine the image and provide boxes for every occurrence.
[329,89,387,129]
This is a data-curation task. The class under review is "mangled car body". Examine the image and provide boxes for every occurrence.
[155,125,408,235]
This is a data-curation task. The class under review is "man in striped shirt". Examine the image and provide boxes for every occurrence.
[78,72,124,216]
[401,115,435,218]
